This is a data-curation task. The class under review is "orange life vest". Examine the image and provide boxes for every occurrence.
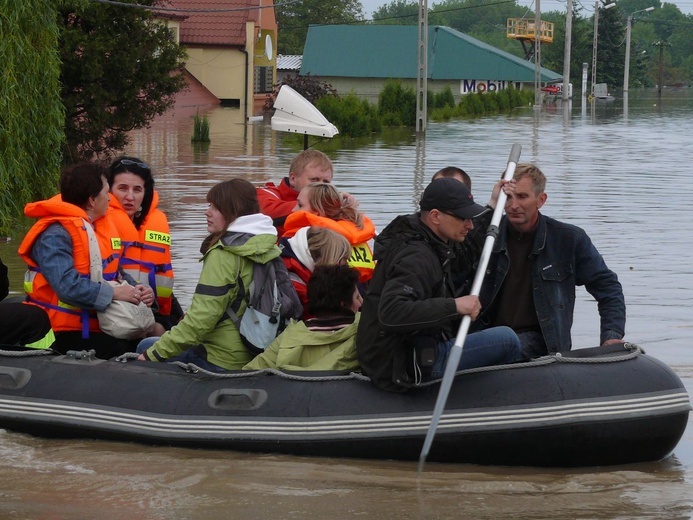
[18,195,121,337]
[282,211,377,283]
[108,191,174,315]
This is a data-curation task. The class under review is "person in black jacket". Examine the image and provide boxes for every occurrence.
[356,179,521,393]
[0,257,54,349]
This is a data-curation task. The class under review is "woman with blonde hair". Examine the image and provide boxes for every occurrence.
[283,183,376,283]
[280,226,350,318]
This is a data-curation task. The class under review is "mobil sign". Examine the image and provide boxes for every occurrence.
[460,80,521,94]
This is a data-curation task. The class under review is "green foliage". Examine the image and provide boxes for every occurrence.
[459,91,486,116]
[372,0,419,24]
[429,104,455,121]
[442,86,532,121]
[191,112,210,143]
[59,0,187,162]
[277,0,364,55]
[0,0,64,236]
[316,92,382,137]
[378,79,417,127]
[431,86,456,109]
[263,74,337,111]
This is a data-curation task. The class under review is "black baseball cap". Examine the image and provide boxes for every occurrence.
[420,178,487,219]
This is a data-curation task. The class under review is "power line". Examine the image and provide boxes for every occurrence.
[88,0,298,13]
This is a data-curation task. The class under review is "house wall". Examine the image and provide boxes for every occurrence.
[185,47,247,104]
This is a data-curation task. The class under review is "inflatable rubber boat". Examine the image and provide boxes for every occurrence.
[0,343,688,467]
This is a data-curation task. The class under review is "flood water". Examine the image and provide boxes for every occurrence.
[1,89,692,518]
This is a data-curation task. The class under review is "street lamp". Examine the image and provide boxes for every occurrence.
[591,0,617,98]
[623,6,655,92]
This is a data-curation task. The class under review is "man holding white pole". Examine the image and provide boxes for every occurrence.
[356,178,521,393]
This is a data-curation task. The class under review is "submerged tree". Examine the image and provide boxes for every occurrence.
[0,0,64,236]
[59,0,187,162]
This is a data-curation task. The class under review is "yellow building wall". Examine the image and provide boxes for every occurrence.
[185,47,247,102]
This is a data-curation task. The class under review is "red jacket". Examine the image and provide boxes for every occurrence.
[257,178,297,237]
[282,255,312,318]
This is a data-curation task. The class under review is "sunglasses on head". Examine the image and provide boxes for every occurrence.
[115,159,150,171]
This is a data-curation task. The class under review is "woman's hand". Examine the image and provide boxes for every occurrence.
[136,284,156,307]
[112,282,142,304]
[136,353,147,361]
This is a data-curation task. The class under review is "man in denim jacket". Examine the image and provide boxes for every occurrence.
[472,164,625,359]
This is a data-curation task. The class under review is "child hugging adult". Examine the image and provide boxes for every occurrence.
[281,183,376,284]
[279,226,351,318]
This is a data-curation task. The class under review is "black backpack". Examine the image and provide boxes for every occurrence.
[226,256,303,355]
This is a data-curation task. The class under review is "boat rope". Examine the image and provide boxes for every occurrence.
[0,343,643,385]
[416,343,645,387]
[113,351,372,382]
[0,347,56,357]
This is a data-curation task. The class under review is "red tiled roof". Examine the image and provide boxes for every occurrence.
[170,0,261,47]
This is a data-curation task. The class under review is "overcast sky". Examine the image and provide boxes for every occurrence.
[360,0,693,18]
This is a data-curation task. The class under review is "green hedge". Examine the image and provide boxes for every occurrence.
[310,82,534,137]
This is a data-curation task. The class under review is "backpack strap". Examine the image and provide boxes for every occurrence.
[223,256,248,328]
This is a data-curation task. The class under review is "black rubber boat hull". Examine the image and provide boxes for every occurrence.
[0,345,688,467]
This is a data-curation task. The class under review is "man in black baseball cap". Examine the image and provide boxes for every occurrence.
[420,177,488,219]
[356,178,521,393]
[416,178,488,244]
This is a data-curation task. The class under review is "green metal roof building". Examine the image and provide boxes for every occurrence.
[300,25,561,101]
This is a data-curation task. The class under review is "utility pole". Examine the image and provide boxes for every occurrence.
[562,0,573,101]
[591,0,616,98]
[624,7,655,93]
[416,0,428,133]
[534,0,542,108]
[658,42,664,97]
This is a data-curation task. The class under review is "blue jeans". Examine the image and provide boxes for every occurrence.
[517,330,548,359]
[429,326,522,380]
[136,337,227,373]
[136,336,159,354]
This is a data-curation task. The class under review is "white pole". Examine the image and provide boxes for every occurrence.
[624,7,655,93]
[591,1,599,98]
[563,0,573,101]
[416,0,428,133]
[534,0,542,108]
[624,16,633,93]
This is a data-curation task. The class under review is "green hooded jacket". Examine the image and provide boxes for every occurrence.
[145,224,280,370]
[243,313,361,372]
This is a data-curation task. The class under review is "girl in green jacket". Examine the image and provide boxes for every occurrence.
[244,264,362,372]
[136,179,282,371]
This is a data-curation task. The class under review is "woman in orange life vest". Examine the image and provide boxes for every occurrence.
[107,156,181,331]
[279,226,351,318]
[18,163,157,359]
[282,183,376,284]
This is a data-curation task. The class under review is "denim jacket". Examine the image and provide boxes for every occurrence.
[29,223,114,311]
[473,214,625,353]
